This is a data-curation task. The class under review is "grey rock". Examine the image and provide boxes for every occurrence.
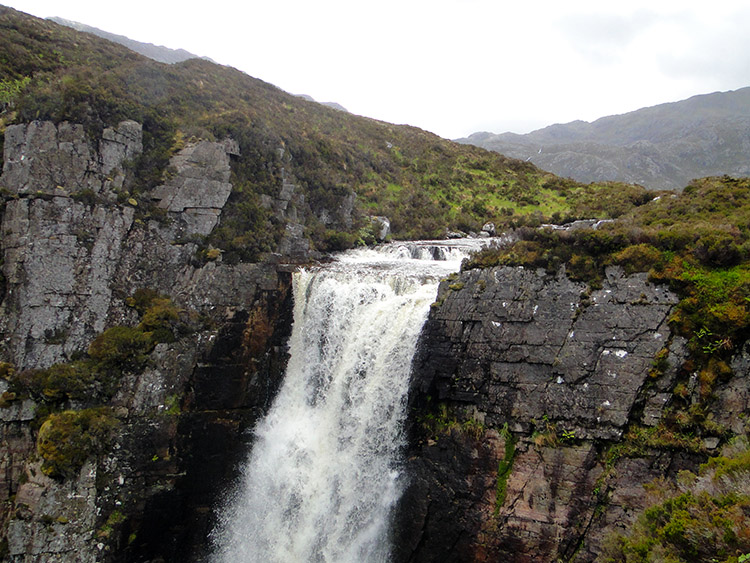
[277,222,311,258]
[415,265,678,438]
[399,264,687,562]
[0,381,35,422]
[100,120,142,188]
[1,120,142,196]
[151,140,235,236]
[0,197,134,369]
[8,460,98,561]
[369,216,391,241]
[714,341,750,433]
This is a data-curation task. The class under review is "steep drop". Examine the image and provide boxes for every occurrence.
[211,243,478,562]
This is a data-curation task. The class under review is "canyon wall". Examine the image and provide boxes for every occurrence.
[396,264,748,562]
[2,120,748,562]
[0,121,302,562]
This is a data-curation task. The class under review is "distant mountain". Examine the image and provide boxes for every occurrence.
[48,16,211,64]
[457,88,750,190]
[296,94,349,112]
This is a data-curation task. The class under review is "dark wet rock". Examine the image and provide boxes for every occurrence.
[395,264,706,562]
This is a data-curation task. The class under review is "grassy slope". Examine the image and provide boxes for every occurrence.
[0,6,652,258]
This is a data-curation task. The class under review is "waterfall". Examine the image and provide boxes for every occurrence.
[212,241,486,563]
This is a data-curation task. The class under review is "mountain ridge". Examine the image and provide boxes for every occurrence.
[458,87,750,190]
[47,16,212,65]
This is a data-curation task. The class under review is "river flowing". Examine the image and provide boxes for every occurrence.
[211,241,487,563]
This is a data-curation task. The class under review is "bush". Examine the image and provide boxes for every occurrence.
[37,407,118,480]
[17,361,94,402]
[693,230,743,267]
[137,296,180,343]
[602,437,750,563]
[88,326,153,370]
[319,229,358,252]
[612,243,662,274]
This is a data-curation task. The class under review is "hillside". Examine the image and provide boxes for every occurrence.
[0,5,653,262]
[458,88,750,190]
[47,16,209,64]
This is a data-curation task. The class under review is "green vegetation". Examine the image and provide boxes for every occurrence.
[529,414,578,448]
[97,509,126,539]
[1,290,188,480]
[494,424,516,515]
[6,291,185,409]
[605,424,706,468]
[36,407,118,479]
[419,402,485,440]
[0,6,657,258]
[602,437,750,562]
[0,75,29,107]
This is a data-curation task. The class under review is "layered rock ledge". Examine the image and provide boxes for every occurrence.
[396,264,708,562]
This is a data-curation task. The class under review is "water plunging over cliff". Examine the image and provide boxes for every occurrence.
[212,241,486,563]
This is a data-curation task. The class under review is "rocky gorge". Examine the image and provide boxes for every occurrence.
[1,7,748,561]
[2,118,748,563]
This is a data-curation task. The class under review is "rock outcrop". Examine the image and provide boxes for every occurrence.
[415,266,679,440]
[395,264,733,562]
[151,139,237,237]
[2,120,142,196]
[0,121,301,562]
[0,197,135,369]
[2,118,747,563]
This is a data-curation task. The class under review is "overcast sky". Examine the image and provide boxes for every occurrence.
[4,0,750,139]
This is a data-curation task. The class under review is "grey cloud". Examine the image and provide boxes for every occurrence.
[557,10,674,65]
[655,9,750,87]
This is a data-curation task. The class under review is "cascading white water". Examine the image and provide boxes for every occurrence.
[212,241,487,563]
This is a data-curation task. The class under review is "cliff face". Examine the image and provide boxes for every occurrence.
[1,120,747,562]
[0,121,303,562]
[396,264,748,562]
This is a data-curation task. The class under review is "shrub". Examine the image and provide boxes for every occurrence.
[612,243,662,274]
[36,407,118,480]
[19,361,94,402]
[124,288,161,315]
[0,75,30,107]
[0,362,15,380]
[88,326,153,370]
[602,437,750,562]
[319,229,358,252]
[693,230,743,267]
[137,296,180,343]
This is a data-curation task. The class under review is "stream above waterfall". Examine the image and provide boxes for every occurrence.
[211,239,493,563]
